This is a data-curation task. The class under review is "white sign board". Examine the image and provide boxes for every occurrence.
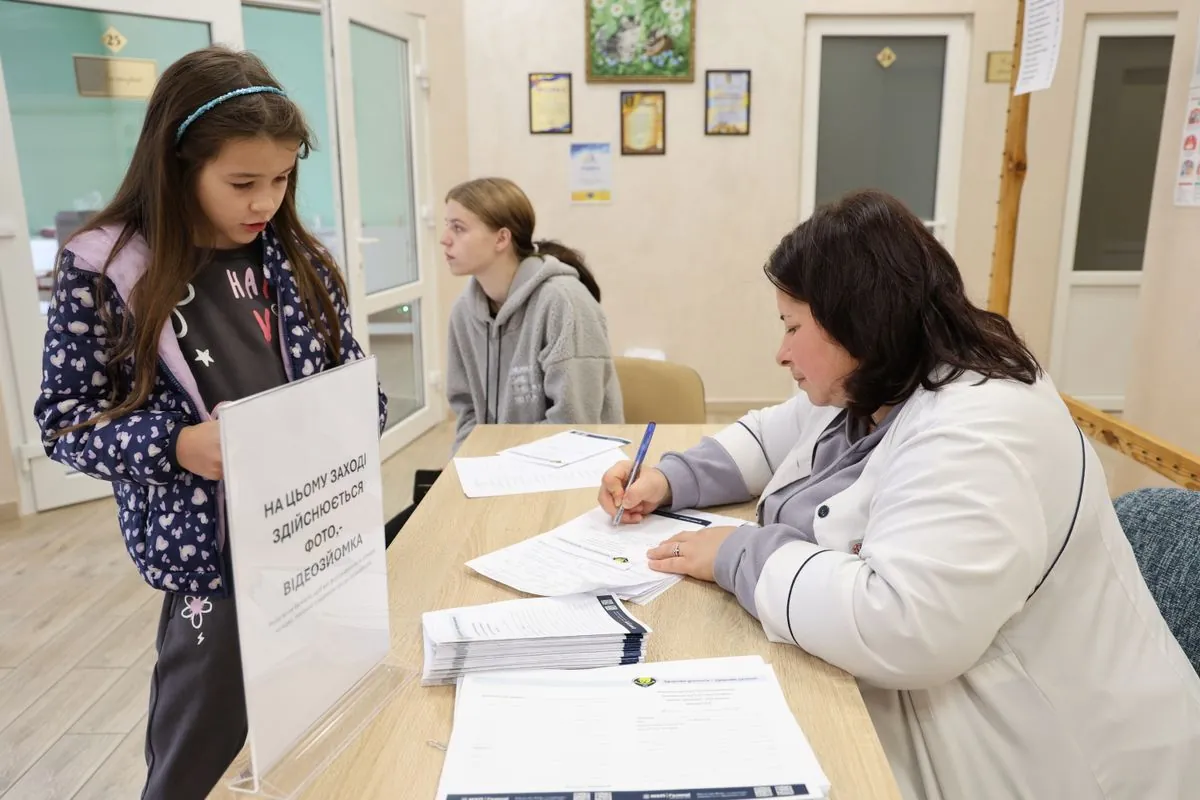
[220,357,390,779]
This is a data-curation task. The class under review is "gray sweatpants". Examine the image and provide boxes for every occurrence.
[142,591,248,800]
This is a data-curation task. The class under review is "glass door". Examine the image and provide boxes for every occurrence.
[0,0,243,512]
[326,0,439,460]
[799,17,969,253]
[1049,17,1174,413]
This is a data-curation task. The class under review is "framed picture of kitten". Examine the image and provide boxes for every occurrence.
[586,0,696,83]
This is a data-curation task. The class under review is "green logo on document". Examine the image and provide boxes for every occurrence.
[612,556,629,564]
[632,676,656,687]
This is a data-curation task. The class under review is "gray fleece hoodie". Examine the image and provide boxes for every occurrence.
[446,254,624,453]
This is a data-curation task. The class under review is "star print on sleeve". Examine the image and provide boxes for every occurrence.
[194,349,215,367]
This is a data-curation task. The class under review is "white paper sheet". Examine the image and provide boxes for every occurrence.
[1014,0,1064,95]
[435,657,830,800]
[502,429,630,468]
[453,449,625,498]
[466,507,748,604]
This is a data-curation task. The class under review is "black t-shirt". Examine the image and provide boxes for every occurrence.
[173,241,289,410]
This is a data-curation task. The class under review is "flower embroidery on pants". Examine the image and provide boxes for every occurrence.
[181,595,212,630]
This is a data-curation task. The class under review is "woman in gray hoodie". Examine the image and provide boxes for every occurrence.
[441,177,624,454]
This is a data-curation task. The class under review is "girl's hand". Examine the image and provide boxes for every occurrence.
[176,421,223,481]
[598,461,671,524]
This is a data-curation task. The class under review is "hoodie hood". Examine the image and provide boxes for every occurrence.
[467,255,580,326]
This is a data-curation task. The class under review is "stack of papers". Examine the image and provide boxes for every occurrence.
[454,429,631,498]
[420,593,650,685]
[434,655,831,800]
[466,507,748,604]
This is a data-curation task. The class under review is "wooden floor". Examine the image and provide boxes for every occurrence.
[0,420,456,800]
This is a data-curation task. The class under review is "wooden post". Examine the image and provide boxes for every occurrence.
[987,0,1030,316]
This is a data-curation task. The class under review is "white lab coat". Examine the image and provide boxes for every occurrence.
[711,370,1200,799]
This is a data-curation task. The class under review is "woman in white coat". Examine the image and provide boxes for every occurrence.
[599,189,1200,800]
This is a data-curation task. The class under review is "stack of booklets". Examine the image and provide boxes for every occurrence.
[420,593,651,686]
[433,655,832,800]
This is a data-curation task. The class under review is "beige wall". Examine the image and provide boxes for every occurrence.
[1116,0,1200,493]
[460,0,1020,404]
[456,0,1200,495]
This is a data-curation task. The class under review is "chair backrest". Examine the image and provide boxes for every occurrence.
[613,357,707,425]
[1113,487,1200,675]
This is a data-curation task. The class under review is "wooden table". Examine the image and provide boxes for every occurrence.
[224,424,902,799]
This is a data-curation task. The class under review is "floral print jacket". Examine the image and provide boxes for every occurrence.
[34,225,386,597]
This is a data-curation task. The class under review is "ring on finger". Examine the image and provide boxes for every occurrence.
[672,543,681,558]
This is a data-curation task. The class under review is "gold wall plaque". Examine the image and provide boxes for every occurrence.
[74,55,157,99]
[876,47,897,69]
[101,25,127,54]
[986,51,1014,83]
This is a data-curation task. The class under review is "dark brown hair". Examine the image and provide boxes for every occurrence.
[765,189,1040,418]
[445,177,602,301]
[61,44,345,429]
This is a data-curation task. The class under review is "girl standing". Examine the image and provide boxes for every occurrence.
[34,45,385,799]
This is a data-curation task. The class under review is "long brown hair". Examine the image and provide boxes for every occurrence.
[445,177,603,301]
[764,189,1040,419]
[61,45,346,429]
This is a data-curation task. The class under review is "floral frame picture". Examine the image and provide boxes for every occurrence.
[586,0,696,83]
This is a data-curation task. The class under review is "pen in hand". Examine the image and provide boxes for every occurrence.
[613,422,656,526]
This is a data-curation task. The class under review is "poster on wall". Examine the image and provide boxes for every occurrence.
[569,142,613,203]
[1174,18,1200,207]
[1175,89,1200,206]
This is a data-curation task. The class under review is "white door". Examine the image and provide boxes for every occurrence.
[326,0,440,460]
[0,0,243,512]
[1049,17,1174,413]
[799,16,969,254]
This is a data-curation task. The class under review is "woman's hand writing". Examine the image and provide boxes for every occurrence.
[597,460,671,524]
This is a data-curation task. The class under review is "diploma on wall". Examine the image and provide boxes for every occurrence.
[620,91,666,155]
[528,72,572,134]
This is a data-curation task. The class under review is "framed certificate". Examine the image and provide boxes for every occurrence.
[705,69,751,135]
[529,72,573,134]
[620,91,666,155]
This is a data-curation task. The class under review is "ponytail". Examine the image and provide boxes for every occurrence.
[533,239,601,302]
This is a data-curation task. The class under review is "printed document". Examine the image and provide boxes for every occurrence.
[466,507,748,604]
[435,656,830,800]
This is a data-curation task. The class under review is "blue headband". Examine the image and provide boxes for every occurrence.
[175,86,287,144]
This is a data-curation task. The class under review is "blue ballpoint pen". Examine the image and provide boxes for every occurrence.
[613,421,656,525]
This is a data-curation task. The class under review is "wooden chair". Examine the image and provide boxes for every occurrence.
[613,356,707,424]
